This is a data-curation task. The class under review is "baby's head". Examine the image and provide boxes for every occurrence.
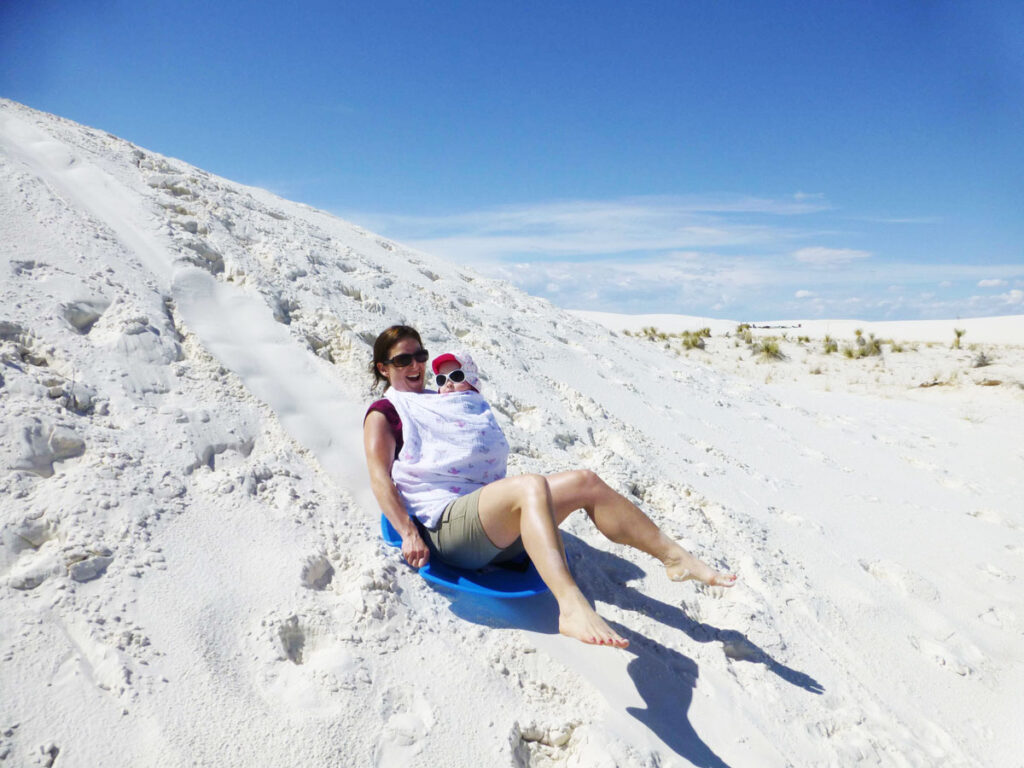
[431,351,481,394]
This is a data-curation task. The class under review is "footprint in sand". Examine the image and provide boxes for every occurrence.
[7,419,86,478]
[908,634,985,677]
[799,446,834,467]
[967,509,1017,530]
[512,720,582,765]
[3,517,64,590]
[252,612,369,717]
[903,455,939,473]
[375,690,435,768]
[902,456,977,495]
[300,553,335,591]
[62,298,110,334]
[939,475,979,494]
[53,618,134,697]
[977,563,1015,583]
[978,606,1019,630]
[858,560,940,602]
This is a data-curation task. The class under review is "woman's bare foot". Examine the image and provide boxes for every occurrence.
[663,546,736,587]
[557,593,629,648]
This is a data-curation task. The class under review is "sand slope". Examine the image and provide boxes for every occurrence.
[2,99,1023,767]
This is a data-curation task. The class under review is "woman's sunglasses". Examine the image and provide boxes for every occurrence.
[384,349,429,368]
[435,369,465,387]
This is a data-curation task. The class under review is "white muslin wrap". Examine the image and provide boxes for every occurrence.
[385,389,510,528]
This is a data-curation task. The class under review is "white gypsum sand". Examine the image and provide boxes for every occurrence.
[2,98,1023,767]
[574,310,1024,398]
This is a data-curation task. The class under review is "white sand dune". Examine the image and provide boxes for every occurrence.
[2,99,1023,767]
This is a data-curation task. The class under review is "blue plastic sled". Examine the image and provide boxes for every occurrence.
[380,515,549,599]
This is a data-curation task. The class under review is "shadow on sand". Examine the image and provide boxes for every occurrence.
[438,534,824,767]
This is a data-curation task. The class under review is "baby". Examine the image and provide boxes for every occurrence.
[384,348,510,553]
[431,351,481,394]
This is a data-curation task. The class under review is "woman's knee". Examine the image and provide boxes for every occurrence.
[547,469,612,515]
[570,469,607,497]
[516,473,551,505]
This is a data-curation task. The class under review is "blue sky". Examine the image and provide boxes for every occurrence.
[3,0,1022,320]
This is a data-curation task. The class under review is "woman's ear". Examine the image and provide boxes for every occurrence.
[376,362,389,380]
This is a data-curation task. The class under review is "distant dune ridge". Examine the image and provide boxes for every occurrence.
[573,310,1024,346]
[2,98,1023,767]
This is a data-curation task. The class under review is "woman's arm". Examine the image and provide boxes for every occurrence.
[363,410,430,567]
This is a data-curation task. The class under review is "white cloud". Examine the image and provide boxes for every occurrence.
[345,195,828,263]
[978,278,1008,288]
[343,194,1024,320]
[998,289,1024,305]
[481,254,774,315]
[462,251,1024,319]
[793,191,828,203]
[853,216,940,225]
[792,247,871,267]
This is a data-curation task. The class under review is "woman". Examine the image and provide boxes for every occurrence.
[364,326,736,648]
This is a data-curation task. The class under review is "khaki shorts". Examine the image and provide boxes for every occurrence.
[423,487,526,569]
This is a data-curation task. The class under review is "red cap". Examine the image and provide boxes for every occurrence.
[431,353,460,374]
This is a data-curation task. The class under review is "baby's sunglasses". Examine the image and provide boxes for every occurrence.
[435,369,466,387]
[384,349,429,368]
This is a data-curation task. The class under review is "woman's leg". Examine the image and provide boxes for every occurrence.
[546,470,736,587]
[477,475,629,648]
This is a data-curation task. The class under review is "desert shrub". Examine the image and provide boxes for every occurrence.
[679,331,705,350]
[953,328,966,349]
[973,350,993,368]
[797,335,810,344]
[890,341,905,353]
[638,326,669,341]
[841,332,882,358]
[753,337,786,361]
[861,334,882,356]
[823,335,838,354]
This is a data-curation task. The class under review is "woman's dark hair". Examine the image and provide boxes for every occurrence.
[370,325,423,391]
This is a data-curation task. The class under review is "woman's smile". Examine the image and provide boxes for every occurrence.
[383,338,428,393]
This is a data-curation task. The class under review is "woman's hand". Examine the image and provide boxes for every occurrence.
[402,528,430,568]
